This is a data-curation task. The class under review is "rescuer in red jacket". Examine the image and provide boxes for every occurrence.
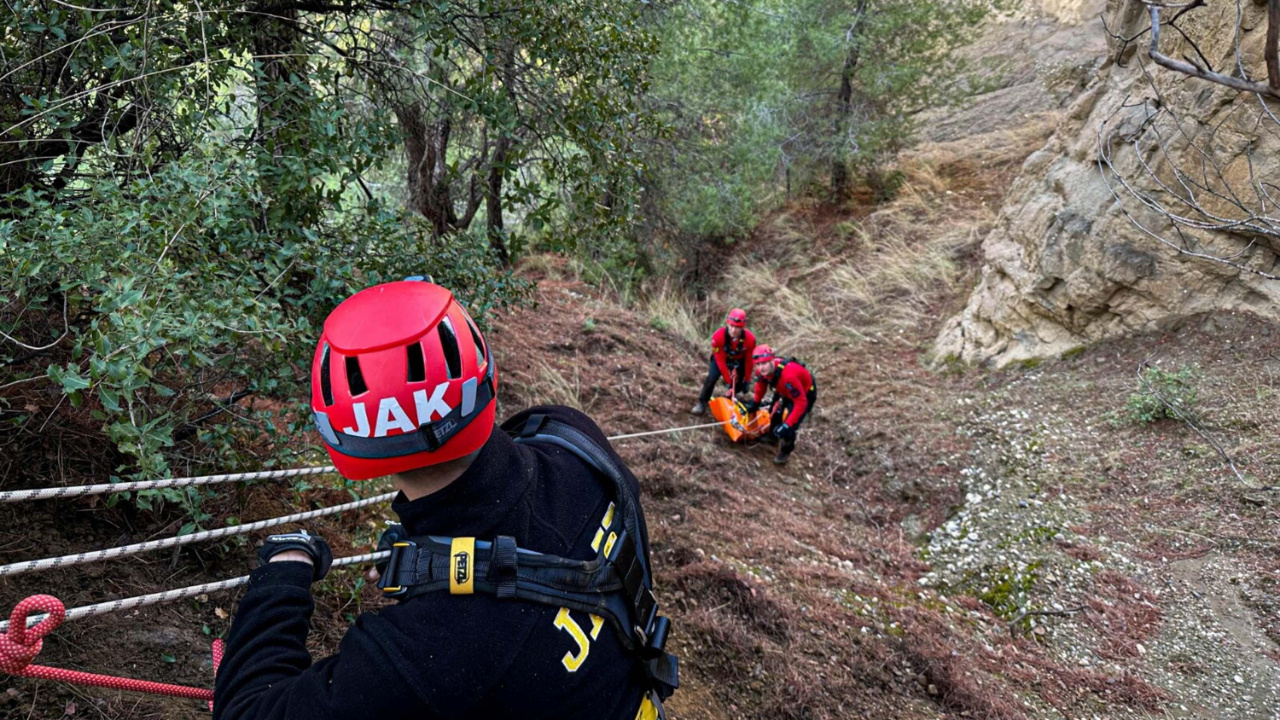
[690,308,756,416]
[745,345,817,465]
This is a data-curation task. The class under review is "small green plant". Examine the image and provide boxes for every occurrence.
[582,317,597,332]
[975,561,1041,621]
[1124,364,1200,425]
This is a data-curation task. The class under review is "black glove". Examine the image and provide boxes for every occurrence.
[374,523,409,577]
[258,530,333,582]
[743,399,760,413]
[773,423,795,442]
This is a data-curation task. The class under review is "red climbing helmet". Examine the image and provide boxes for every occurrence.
[310,279,498,480]
[753,344,775,365]
[726,308,747,328]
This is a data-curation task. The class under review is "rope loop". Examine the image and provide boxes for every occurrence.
[0,595,64,673]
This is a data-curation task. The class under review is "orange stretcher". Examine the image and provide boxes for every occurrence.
[708,397,772,443]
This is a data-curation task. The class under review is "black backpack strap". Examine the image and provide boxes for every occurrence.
[377,531,679,701]
[375,414,678,701]
[378,535,625,620]
[511,416,655,616]
[509,416,677,700]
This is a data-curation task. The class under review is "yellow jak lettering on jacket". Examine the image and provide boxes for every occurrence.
[551,504,614,671]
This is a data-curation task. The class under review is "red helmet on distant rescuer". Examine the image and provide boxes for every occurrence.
[310,280,497,480]
[752,344,775,365]
[726,308,747,328]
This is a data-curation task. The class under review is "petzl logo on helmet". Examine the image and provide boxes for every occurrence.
[435,417,459,437]
[340,382,454,437]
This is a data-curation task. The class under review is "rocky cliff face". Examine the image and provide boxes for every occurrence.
[935,0,1280,367]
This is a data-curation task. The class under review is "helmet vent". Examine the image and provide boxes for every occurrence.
[465,317,486,368]
[320,345,334,406]
[406,341,426,383]
[345,356,368,396]
[438,318,462,380]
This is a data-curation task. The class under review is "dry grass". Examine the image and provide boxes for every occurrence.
[518,253,571,281]
[706,158,996,363]
[517,253,637,306]
[642,282,719,350]
[504,357,598,411]
[719,258,835,357]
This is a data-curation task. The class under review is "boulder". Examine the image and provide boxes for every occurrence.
[936,0,1280,367]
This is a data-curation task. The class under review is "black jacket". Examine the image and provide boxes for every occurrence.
[213,405,650,720]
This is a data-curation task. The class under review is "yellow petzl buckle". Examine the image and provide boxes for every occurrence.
[450,537,475,595]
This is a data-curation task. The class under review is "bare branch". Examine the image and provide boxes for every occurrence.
[1008,605,1086,637]
[1148,5,1280,98]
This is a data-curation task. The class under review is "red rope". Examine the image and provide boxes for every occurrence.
[0,595,216,703]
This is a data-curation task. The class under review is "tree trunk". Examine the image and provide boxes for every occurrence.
[830,53,854,199]
[485,45,519,265]
[486,135,511,265]
[830,0,867,200]
[251,4,314,229]
[395,101,459,237]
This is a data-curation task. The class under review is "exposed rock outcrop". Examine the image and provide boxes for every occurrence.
[936,0,1280,366]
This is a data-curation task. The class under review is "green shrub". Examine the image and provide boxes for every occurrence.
[1124,365,1200,425]
[2,146,528,509]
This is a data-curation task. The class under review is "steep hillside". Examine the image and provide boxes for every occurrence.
[5,3,1280,720]
[6,208,1280,720]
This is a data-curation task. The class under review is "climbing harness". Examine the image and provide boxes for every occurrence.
[376,415,679,706]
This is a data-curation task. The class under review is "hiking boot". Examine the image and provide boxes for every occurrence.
[690,401,707,416]
[773,445,793,465]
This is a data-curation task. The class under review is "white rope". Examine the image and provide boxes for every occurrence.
[0,421,727,503]
[0,492,396,577]
[607,421,727,440]
[0,551,391,633]
[0,466,336,504]
[0,419,732,631]
[0,421,728,575]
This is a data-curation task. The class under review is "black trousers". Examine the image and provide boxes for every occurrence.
[698,355,748,402]
[769,387,817,451]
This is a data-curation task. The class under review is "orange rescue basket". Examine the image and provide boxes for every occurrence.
[708,397,772,443]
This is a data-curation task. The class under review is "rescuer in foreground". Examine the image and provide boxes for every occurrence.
[746,345,817,465]
[690,308,756,416]
[214,279,677,720]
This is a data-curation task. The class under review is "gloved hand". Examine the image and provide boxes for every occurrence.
[773,423,795,442]
[259,530,333,582]
[374,523,409,579]
[743,399,760,413]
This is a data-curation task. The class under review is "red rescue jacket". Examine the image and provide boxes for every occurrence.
[711,326,756,385]
[754,358,815,424]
